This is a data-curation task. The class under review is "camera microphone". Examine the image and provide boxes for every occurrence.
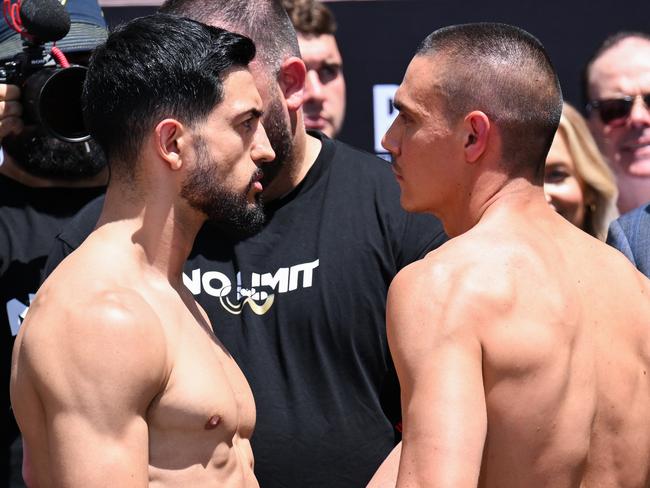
[19,0,71,43]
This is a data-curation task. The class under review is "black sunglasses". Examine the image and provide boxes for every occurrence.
[586,94,650,124]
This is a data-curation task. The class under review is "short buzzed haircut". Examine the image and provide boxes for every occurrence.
[581,31,650,108]
[83,14,255,174]
[282,0,337,36]
[160,0,300,75]
[417,23,562,177]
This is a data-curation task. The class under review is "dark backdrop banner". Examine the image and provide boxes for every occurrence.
[103,0,650,155]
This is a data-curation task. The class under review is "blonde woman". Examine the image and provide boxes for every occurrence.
[544,102,618,239]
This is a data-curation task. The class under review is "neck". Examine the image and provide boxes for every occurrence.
[439,173,542,237]
[262,116,322,201]
[97,182,204,289]
[0,153,108,188]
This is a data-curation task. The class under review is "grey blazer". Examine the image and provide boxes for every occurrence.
[607,203,650,278]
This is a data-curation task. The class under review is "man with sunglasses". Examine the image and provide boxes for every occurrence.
[584,31,650,214]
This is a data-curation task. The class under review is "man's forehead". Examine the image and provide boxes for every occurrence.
[220,68,262,110]
[590,38,650,90]
[397,55,444,110]
[298,34,341,60]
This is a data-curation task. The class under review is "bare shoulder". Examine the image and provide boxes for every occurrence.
[15,278,170,401]
[390,236,518,326]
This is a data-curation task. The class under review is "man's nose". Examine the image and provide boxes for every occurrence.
[628,95,650,127]
[253,125,275,164]
[381,119,401,156]
[304,70,325,102]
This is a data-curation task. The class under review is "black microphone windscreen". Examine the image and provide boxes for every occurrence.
[20,0,71,43]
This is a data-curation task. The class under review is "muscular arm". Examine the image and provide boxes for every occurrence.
[387,261,487,488]
[11,289,169,487]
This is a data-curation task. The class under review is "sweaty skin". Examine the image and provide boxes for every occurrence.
[378,50,650,488]
[10,66,273,488]
[389,196,650,488]
[12,233,259,487]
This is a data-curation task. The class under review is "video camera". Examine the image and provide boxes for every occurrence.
[0,0,89,142]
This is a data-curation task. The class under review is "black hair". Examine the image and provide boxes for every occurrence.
[160,0,300,76]
[82,13,255,174]
[417,22,562,178]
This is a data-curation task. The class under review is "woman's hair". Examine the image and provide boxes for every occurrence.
[556,102,618,239]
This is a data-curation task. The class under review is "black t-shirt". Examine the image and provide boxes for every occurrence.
[45,133,447,487]
[0,174,104,486]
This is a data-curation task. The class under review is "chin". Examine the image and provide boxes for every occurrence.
[399,196,420,213]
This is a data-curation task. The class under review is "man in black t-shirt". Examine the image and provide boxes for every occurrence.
[0,1,108,485]
[45,1,448,486]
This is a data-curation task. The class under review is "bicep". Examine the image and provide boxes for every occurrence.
[387,270,486,488]
[16,297,167,487]
[42,406,150,487]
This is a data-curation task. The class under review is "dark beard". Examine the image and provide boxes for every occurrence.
[181,138,266,237]
[3,127,107,180]
[259,95,294,190]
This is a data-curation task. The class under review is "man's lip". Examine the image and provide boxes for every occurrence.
[622,140,650,151]
[304,115,329,129]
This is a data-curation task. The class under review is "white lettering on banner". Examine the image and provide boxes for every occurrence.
[6,294,35,336]
[373,84,399,154]
[182,259,320,315]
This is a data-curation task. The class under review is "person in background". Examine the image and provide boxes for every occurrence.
[0,1,108,485]
[41,0,447,486]
[282,0,346,137]
[583,31,650,214]
[544,102,618,240]
[607,203,650,277]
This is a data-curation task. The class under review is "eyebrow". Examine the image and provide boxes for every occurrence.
[393,99,414,116]
[235,108,264,121]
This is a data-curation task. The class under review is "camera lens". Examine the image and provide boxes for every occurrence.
[22,66,90,143]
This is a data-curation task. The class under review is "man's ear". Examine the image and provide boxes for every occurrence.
[278,56,306,111]
[154,119,186,171]
[463,111,490,163]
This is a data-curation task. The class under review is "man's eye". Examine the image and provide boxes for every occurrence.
[398,112,411,124]
[242,117,256,131]
[318,64,340,83]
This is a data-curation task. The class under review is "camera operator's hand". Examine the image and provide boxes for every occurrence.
[0,83,23,140]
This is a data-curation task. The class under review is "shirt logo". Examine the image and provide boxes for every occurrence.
[183,259,319,316]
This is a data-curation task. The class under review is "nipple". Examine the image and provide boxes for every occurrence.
[205,415,221,430]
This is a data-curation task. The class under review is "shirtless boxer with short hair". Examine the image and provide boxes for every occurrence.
[10,14,274,487]
[375,22,650,487]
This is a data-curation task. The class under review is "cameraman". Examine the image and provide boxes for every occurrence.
[0,0,108,485]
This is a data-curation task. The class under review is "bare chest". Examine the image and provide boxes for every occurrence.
[147,311,256,449]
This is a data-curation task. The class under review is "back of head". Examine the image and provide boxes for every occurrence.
[581,31,650,107]
[417,22,562,177]
[282,0,336,36]
[160,0,300,76]
[83,13,255,177]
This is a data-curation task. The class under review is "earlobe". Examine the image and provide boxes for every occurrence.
[279,56,306,111]
[155,119,185,171]
[463,111,489,163]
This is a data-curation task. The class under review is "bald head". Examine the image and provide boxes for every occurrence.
[160,0,300,75]
[417,23,562,175]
